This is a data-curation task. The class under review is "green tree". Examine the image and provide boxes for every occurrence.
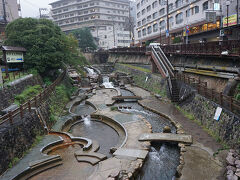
[4,18,70,75]
[71,28,97,51]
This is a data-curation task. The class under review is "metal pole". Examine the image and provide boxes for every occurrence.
[237,0,239,25]
[227,5,229,29]
[112,18,116,47]
[39,8,42,18]
[166,0,170,45]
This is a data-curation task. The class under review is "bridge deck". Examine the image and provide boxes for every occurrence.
[139,133,193,144]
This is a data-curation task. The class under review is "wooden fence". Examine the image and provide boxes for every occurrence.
[0,70,66,126]
[176,73,240,116]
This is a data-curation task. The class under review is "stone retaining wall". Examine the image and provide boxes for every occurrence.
[116,63,240,148]
[115,63,167,97]
[181,94,240,148]
[0,101,50,175]
[0,75,43,111]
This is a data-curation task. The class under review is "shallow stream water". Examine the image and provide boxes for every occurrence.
[119,89,180,180]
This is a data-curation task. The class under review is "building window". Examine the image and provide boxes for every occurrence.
[168,3,173,12]
[159,8,165,16]
[175,0,183,8]
[153,12,158,19]
[176,12,183,24]
[137,3,140,9]
[142,18,146,24]
[142,28,146,36]
[147,26,152,34]
[195,6,199,14]
[137,12,141,18]
[159,0,165,5]
[203,1,208,11]
[153,23,158,32]
[147,15,151,22]
[169,16,174,27]
[137,21,141,26]
[147,5,151,12]
[142,9,146,15]
[152,1,157,8]
[186,9,190,17]
[160,20,165,30]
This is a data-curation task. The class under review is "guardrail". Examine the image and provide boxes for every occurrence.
[176,73,240,117]
[109,40,240,57]
[0,70,66,126]
[162,40,240,57]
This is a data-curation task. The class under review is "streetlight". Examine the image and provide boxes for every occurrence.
[226,0,231,28]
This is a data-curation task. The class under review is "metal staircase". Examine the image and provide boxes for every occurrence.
[150,46,179,102]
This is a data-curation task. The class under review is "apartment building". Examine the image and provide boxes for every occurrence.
[134,0,237,45]
[0,0,19,23]
[50,0,132,49]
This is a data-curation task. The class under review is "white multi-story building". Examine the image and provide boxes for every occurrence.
[50,0,132,49]
[134,0,230,45]
[0,0,19,22]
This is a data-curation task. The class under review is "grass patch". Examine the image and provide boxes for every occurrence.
[49,83,76,124]
[120,63,151,73]
[14,85,42,105]
[1,71,27,86]
[110,106,118,111]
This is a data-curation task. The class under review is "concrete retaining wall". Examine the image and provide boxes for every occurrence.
[109,54,150,65]
[0,75,43,111]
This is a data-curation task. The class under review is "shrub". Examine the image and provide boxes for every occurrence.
[15,85,42,105]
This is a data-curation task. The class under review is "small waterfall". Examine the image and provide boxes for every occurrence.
[82,115,91,126]
[102,76,114,88]
[85,67,97,77]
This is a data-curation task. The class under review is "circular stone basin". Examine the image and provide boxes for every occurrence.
[71,101,96,116]
[70,119,120,157]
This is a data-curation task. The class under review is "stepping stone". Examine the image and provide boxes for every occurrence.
[113,148,148,159]
[139,133,192,144]
[75,152,107,161]
[76,156,101,165]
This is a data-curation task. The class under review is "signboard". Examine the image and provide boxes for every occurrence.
[214,107,222,121]
[220,29,224,36]
[223,14,237,27]
[166,30,169,37]
[6,51,24,63]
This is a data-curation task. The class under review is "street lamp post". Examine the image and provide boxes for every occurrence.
[166,0,170,45]
[226,0,230,28]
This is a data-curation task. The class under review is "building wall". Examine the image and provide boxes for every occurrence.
[50,0,132,49]
[0,0,19,22]
[134,0,224,44]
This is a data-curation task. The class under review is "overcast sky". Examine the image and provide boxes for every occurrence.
[21,0,56,17]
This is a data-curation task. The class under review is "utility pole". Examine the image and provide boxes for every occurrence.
[237,0,239,25]
[166,0,170,45]
[2,0,7,24]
